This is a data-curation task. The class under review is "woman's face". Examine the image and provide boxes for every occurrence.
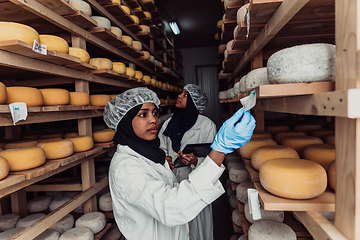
[175,89,188,108]
[132,102,159,141]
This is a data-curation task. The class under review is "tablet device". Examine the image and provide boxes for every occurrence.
[173,143,212,168]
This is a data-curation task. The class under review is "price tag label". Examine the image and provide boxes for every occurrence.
[9,102,28,125]
[246,8,250,39]
[247,188,262,220]
[32,40,47,55]
[240,90,256,112]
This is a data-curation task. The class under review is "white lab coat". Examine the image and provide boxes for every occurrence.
[109,144,225,240]
[158,115,217,240]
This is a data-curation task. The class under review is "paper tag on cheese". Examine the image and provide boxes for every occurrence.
[9,102,28,125]
[246,8,250,39]
[32,40,47,55]
[240,90,256,111]
[248,188,261,220]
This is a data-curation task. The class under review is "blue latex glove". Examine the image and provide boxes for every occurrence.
[211,108,256,154]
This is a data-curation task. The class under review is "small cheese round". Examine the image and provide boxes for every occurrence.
[216,19,223,28]
[16,213,46,228]
[245,67,269,91]
[39,133,64,139]
[99,192,112,211]
[122,35,133,45]
[3,140,38,150]
[143,75,151,83]
[293,124,322,135]
[134,70,143,80]
[237,3,250,25]
[236,181,254,204]
[312,129,335,141]
[101,223,121,240]
[0,22,39,44]
[0,146,46,171]
[226,40,234,52]
[112,0,120,4]
[149,55,155,62]
[132,41,142,51]
[0,157,9,181]
[328,160,336,191]
[229,164,250,184]
[150,78,156,85]
[68,0,91,16]
[281,135,324,156]
[0,82,6,104]
[59,227,93,240]
[130,15,139,24]
[93,129,115,143]
[140,25,150,33]
[89,58,113,70]
[229,195,238,209]
[0,214,21,232]
[49,214,74,234]
[265,125,290,137]
[248,220,296,240]
[214,33,220,40]
[110,26,122,38]
[66,136,94,152]
[232,209,242,227]
[260,158,327,199]
[0,228,24,240]
[125,67,135,77]
[37,139,74,160]
[274,131,306,144]
[40,89,70,106]
[39,35,69,53]
[112,62,126,74]
[68,47,90,63]
[302,144,335,170]
[90,94,111,106]
[49,196,72,212]
[75,212,106,234]
[69,92,90,106]
[144,11,152,19]
[28,196,53,213]
[33,229,60,240]
[139,51,150,59]
[238,138,277,159]
[91,16,111,30]
[120,5,130,15]
[244,201,284,224]
[6,86,44,107]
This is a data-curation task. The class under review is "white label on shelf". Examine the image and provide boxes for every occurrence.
[32,40,47,55]
[240,90,256,112]
[9,102,28,125]
[246,8,250,39]
[248,188,261,220]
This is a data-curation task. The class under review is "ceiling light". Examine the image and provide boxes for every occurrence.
[169,22,180,35]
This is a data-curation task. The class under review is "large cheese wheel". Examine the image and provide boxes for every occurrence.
[16,213,46,228]
[120,5,130,15]
[328,160,336,191]
[228,163,249,184]
[39,35,69,53]
[237,138,277,159]
[251,145,299,170]
[265,125,290,137]
[150,78,156,85]
[37,139,74,159]
[0,82,6,104]
[232,209,242,227]
[28,196,53,213]
[251,131,272,139]
[89,58,113,70]
[3,140,38,150]
[312,129,335,141]
[75,212,106,234]
[68,47,90,63]
[0,214,20,232]
[93,129,115,143]
[143,11,152,19]
[248,220,296,240]
[33,229,60,240]
[302,144,335,170]
[237,3,250,25]
[40,88,70,106]
[139,51,150,59]
[125,67,135,77]
[293,124,322,135]
[39,133,64,139]
[140,25,150,33]
[90,94,111,106]
[218,91,227,100]
[112,62,126,74]
[101,223,121,240]
[67,136,94,152]
[49,214,74,234]
[49,196,72,212]
[267,44,336,84]
[91,16,111,30]
[244,201,284,224]
[68,0,91,16]
[236,181,254,204]
[99,192,112,211]
[245,67,270,91]
[0,146,46,171]
[59,227,93,240]
[0,228,24,240]
[274,131,306,144]
[134,70,143,80]
[130,15,139,24]
[260,158,327,199]
[69,92,90,106]
[281,135,324,156]
[132,41,142,51]
[6,86,44,107]
[143,75,151,83]
[110,26,122,38]
[122,35,133,45]
[0,156,9,180]
[0,22,39,44]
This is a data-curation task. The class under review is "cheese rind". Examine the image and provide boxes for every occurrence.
[0,22,39,44]
[6,86,44,107]
[33,229,60,240]
[125,67,135,77]
[274,131,306,144]
[91,16,111,30]
[0,157,9,181]
[122,35,133,45]
[3,140,38,150]
[69,92,90,106]
[75,212,106,234]
[236,3,250,25]
[93,129,115,143]
[28,196,53,213]
[49,196,72,212]
[68,0,92,16]
[37,139,74,159]
[68,47,90,63]
[0,214,20,232]
[302,144,335,170]
[66,136,94,152]
[99,192,112,211]
[16,213,46,228]
[49,214,74,234]
[89,58,113,70]
[244,201,284,224]
[39,35,69,53]
[0,146,46,171]
[112,62,126,74]
[0,228,24,240]
[132,41,142,51]
[238,138,277,159]
[59,227,94,240]
[110,26,122,38]
[281,135,324,156]
[40,88,70,106]
[328,160,336,191]
[248,220,296,240]
[90,94,111,106]
[0,82,6,104]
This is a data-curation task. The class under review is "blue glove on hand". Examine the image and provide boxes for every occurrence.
[211,108,256,154]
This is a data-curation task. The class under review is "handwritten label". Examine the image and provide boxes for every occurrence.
[32,40,47,55]
[248,188,261,220]
[9,102,28,125]
[240,90,256,112]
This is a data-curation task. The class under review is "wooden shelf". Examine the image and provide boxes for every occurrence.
[90,69,129,80]
[94,142,114,148]
[94,223,112,240]
[88,28,128,48]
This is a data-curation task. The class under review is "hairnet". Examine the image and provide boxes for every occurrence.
[184,84,208,113]
[103,87,160,131]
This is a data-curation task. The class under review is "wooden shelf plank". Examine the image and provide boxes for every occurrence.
[244,163,259,182]
[255,182,335,212]
[65,62,97,71]
[90,69,125,79]
[94,142,114,148]
[0,175,26,190]
[249,0,283,25]
[224,3,245,20]
[9,161,61,180]
[0,105,103,113]
[125,23,142,32]
[102,211,114,219]
[48,147,104,166]
[94,223,112,240]
[63,10,98,29]
[88,28,128,48]
[36,0,77,15]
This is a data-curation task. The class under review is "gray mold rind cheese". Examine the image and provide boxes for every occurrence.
[248,220,296,240]
[244,202,284,224]
[232,209,242,227]
[237,3,250,25]
[236,181,255,204]
[245,67,269,91]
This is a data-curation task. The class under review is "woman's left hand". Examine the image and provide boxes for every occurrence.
[178,151,198,166]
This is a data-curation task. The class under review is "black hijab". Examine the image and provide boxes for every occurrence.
[163,94,199,152]
[113,104,166,165]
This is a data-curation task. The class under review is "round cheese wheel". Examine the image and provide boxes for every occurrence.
[40,89,70,106]
[89,58,113,70]
[274,131,306,144]
[39,133,64,139]
[251,131,272,139]
[110,26,122,38]
[229,195,237,209]
[236,181,254,204]
[312,129,335,141]
[0,228,24,240]
[0,156,9,181]
[49,214,74,234]
[144,11,152,19]
[75,212,106,234]
[120,5,130,15]
[149,55,155,62]
[226,186,235,198]
[251,145,299,170]
[150,78,156,85]
[0,22,39,44]
[130,15,139,24]
[260,158,327,199]
[91,16,111,30]
[27,196,53,213]
[134,70,143,80]
[143,75,151,83]
[325,134,335,144]
[265,125,290,137]
[101,223,121,240]
[139,51,150,59]
[125,67,135,77]
[3,140,38,150]
[0,214,20,232]
[216,19,223,28]
[232,209,242,227]
[68,0,91,16]
[245,67,270,91]
[244,202,284,224]
[59,227,93,240]
[248,220,296,240]
[293,124,322,135]
[132,41,142,51]
[328,160,336,191]
[90,94,111,106]
[0,82,6,104]
[6,86,44,107]
[16,213,46,228]
[112,62,126,74]
[122,35,133,45]
[218,91,227,100]
[229,164,249,184]
[111,0,120,4]
[37,139,74,160]
[281,135,324,156]
[99,192,112,211]
[237,3,250,25]
[39,35,69,53]
[68,47,90,63]
[69,92,90,106]
[302,143,335,170]
[67,136,94,152]
[214,33,220,40]
[0,146,46,171]
[237,138,277,159]
[49,196,72,212]
[33,229,60,240]
[93,129,115,143]
[140,25,150,33]
[239,75,247,94]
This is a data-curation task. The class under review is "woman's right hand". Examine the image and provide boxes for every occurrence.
[166,156,174,170]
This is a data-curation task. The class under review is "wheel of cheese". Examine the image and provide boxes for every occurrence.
[134,70,143,80]
[112,62,126,74]
[6,86,44,107]
[144,11,152,19]
[91,16,111,30]
[69,92,90,106]
[267,44,336,84]
[89,58,113,70]
[0,22,39,44]
[260,158,327,199]
[224,152,241,166]
[0,214,20,232]
[293,124,322,135]
[281,135,324,156]
[150,78,156,85]
[226,40,233,52]
[16,213,46,228]
[109,27,122,39]
[229,164,250,184]
[233,81,240,94]
[214,33,220,40]
[251,145,299,170]
[232,209,242,227]
[33,229,60,240]
[265,125,290,137]
[130,15,139,24]
[39,133,64,139]
[235,181,254,204]
[328,160,335,191]
[251,131,272,139]
[139,25,150,33]
[59,227,93,240]
[125,67,135,77]
[27,196,53,213]
[139,51,150,59]
[244,202,284,224]
[149,55,155,62]
[218,91,227,100]
[312,129,335,141]
[49,196,72,212]
[245,67,270,91]
[37,139,74,160]
[237,3,250,25]
[93,129,115,143]
[237,138,277,159]
[68,47,90,63]
[132,41,142,51]
[75,212,106,234]
[68,0,91,16]
[122,36,133,46]
[111,0,120,4]
[99,192,112,211]
[67,136,94,152]
[120,5,130,15]
[39,35,69,53]
[40,88,70,106]
[239,75,247,93]
[216,19,223,28]
[274,131,306,144]
[248,220,296,240]
[0,146,46,171]
[0,228,24,240]
[229,195,237,209]
[226,157,244,170]
[302,144,335,170]
[90,94,111,106]
[101,223,121,240]
[0,82,6,104]
[3,140,38,150]
[325,134,335,144]
[143,75,151,83]
[0,156,9,180]
[49,214,74,234]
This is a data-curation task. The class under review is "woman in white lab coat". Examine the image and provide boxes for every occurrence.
[159,84,217,240]
[103,87,255,240]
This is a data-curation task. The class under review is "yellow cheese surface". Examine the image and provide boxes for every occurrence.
[281,135,324,156]
[274,131,306,144]
[111,0,120,4]
[6,87,44,107]
[39,35,69,53]
[68,47,90,63]
[237,138,277,159]
[217,20,223,28]
[328,160,336,191]
[265,125,290,137]
[134,71,143,80]
[90,95,111,106]
[0,82,7,104]
[0,146,46,171]
[40,88,70,106]
[150,79,156,85]
[130,15,139,24]
[140,25,150,33]
[0,22,39,44]
[93,129,115,143]
[112,62,126,74]
[139,51,150,59]
[37,139,74,159]
[293,124,323,135]
[302,144,335,170]
[67,136,94,152]
[0,157,9,181]
[69,92,90,106]
[89,58,113,70]
[4,140,38,150]
[132,41,142,51]
[122,36,133,45]
[143,75,151,83]
[144,11,152,19]
[121,5,130,15]
[110,26,122,38]
[125,68,135,77]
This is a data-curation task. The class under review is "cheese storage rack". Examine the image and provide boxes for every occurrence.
[218,0,360,239]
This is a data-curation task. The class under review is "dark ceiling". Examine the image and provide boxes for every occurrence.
[155,0,223,49]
